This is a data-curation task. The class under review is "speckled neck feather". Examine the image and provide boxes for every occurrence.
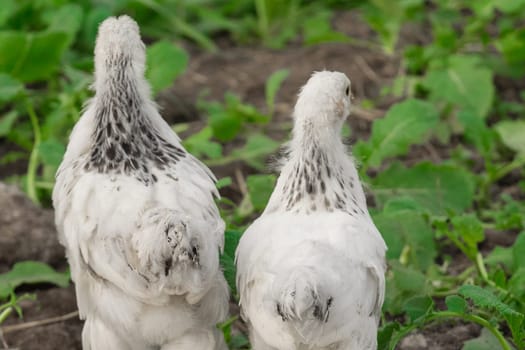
[84,56,186,185]
[272,125,366,217]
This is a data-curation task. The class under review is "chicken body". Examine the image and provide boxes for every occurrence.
[236,71,387,350]
[53,16,228,350]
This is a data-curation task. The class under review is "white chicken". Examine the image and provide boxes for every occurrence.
[235,71,387,350]
[53,16,228,350]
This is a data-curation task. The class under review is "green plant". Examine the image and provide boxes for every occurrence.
[0,0,189,204]
[1,1,525,348]
[0,261,69,326]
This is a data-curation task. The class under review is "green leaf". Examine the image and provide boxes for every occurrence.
[246,174,276,211]
[495,120,525,154]
[361,1,406,53]
[220,229,243,295]
[265,68,289,117]
[302,10,349,45]
[422,55,494,118]
[485,246,513,270]
[452,214,484,249]
[146,41,188,95]
[508,267,525,301]
[497,28,525,75]
[202,93,268,142]
[446,295,467,313]
[354,99,438,168]
[0,261,69,299]
[384,263,428,315]
[0,31,69,82]
[229,334,250,349]
[0,110,18,137]
[392,265,427,293]
[0,0,16,27]
[496,0,525,13]
[224,93,268,124]
[403,295,434,321]
[38,139,65,168]
[0,74,23,104]
[457,110,494,158]
[491,197,525,231]
[373,162,475,215]
[460,284,524,339]
[216,177,232,189]
[462,328,503,350]
[44,4,84,46]
[183,126,223,160]
[377,322,400,350]
[209,109,243,142]
[373,200,436,270]
[512,232,525,272]
[230,134,279,170]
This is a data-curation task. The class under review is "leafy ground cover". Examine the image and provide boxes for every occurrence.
[0,1,524,349]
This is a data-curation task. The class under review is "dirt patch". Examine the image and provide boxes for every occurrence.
[2,286,82,350]
[400,322,481,350]
[161,14,400,142]
[0,183,65,272]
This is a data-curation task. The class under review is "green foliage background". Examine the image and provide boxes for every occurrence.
[0,0,525,349]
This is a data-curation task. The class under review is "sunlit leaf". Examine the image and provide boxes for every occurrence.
[265,68,289,117]
[220,229,243,295]
[0,110,18,137]
[0,261,69,299]
[446,295,467,313]
[0,74,23,104]
[373,198,436,270]
[354,99,438,168]
[183,126,223,159]
[38,138,66,167]
[512,232,525,272]
[146,40,188,95]
[0,31,69,82]
[403,295,434,321]
[495,120,525,154]
[373,162,475,215]
[460,285,524,340]
[44,4,84,46]
[452,214,485,249]
[231,134,279,170]
[247,174,276,211]
[422,55,494,118]
[462,328,503,350]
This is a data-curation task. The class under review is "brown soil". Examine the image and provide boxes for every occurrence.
[0,9,520,350]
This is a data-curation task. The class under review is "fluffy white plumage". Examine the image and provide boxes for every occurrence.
[235,71,387,350]
[53,16,228,350]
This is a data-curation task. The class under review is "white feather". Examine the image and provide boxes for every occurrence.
[53,16,228,350]
[236,71,387,350]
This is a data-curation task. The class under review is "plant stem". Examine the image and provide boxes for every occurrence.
[35,181,55,190]
[0,307,12,325]
[399,244,410,265]
[255,0,269,46]
[26,101,41,205]
[474,252,489,281]
[491,155,525,183]
[432,288,459,297]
